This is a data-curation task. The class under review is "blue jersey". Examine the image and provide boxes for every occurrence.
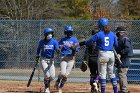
[36,38,59,58]
[85,30,118,51]
[59,37,79,55]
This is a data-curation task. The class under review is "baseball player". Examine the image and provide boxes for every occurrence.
[80,29,100,93]
[54,25,79,93]
[80,18,118,93]
[115,26,133,93]
[36,28,59,93]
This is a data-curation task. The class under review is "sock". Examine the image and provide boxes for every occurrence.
[111,77,118,93]
[101,79,106,93]
[59,79,67,88]
[44,79,50,89]
[95,75,100,83]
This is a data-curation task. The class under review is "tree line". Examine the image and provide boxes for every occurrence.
[0,0,140,20]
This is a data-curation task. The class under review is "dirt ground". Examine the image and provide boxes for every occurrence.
[0,80,139,93]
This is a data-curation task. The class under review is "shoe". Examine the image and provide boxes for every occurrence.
[91,89,98,93]
[45,88,50,93]
[93,83,98,92]
[58,88,62,93]
[118,91,130,93]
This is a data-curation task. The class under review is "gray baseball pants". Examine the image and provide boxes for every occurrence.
[60,55,75,77]
[40,58,55,80]
[98,50,116,79]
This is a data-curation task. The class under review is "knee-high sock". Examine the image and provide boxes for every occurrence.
[59,79,67,88]
[101,79,106,93]
[95,75,100,83]
[90,77,96,89]
[44,79,50,89]
[111,77,118,93]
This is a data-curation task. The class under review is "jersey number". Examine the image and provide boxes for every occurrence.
[104,37,109,46]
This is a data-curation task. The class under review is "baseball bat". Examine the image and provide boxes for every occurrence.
[113,48,122,64]
[27,60,39,87]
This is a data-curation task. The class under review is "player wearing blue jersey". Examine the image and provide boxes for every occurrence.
[36,28,59,93]
[54,25,79,93]
[80,18,118,93]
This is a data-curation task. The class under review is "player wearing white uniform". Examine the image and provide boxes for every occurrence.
[54,25,79,93]
[36,28,59,93]
[80,18,118,93]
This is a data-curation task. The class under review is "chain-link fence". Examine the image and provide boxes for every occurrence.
[0,20,140,84]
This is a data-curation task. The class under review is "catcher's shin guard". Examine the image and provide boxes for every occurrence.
[101,79,106,93]
[111,78,118,93]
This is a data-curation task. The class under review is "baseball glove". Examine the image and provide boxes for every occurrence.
[80,61,88,72]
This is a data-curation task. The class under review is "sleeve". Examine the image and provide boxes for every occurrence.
[85,34,98,45]
[83,45,88,61]
[54,40,60,53]
[74,38,80,52]
[114,35,118,49]
[36,40,42,56]
[59,39,63,45]
[59,39,64,48]
[121,37,132,55]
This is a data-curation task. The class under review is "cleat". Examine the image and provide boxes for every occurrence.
[45,88,50,93]
[92,83,98,93]
[58,88,62,93]
[91,89,98,93]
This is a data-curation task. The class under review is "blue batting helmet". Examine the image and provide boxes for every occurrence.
[44,28,53,35]
[64,25,73,31]
[98,18,108,27]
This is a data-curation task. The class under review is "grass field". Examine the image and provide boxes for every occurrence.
[0,80,139,93]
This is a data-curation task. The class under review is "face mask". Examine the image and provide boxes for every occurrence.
[64,31,72,37]
[47,34,52,40]
[116,32,120,37]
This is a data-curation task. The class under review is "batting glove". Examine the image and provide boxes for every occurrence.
[36,56,40,62]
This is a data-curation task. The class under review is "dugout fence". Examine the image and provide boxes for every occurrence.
[0,20,140,84]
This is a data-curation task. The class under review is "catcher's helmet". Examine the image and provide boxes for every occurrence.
[64,25,73,32]
[44,28,53,36]
[98,18,108,27]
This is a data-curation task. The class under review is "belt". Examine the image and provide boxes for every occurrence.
[62,54,73,56]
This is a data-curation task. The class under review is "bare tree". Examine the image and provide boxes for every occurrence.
[0,0,64,20]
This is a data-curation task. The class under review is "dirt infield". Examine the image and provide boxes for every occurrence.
[0,80,139,93]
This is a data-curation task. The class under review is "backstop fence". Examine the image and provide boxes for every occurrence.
[0,20,140,84]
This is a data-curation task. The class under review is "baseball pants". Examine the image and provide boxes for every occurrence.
[98,50,116,79]
[40,58,55,80]
[60,55,75,77]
